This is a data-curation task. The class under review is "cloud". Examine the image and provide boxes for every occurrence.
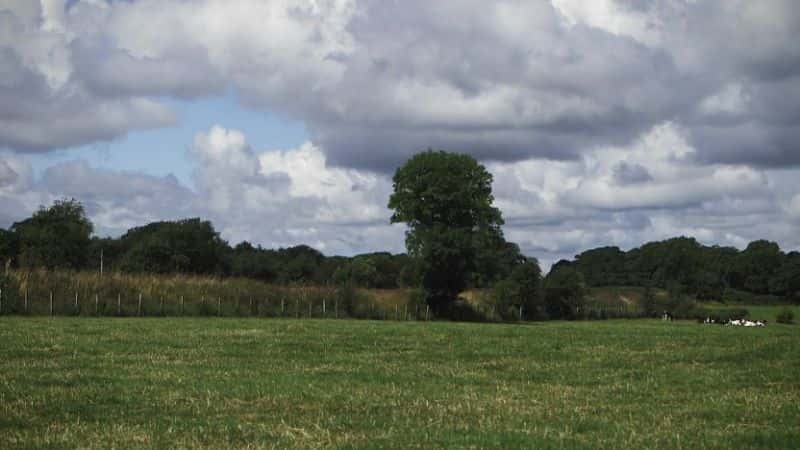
[1,1,799,268]
[0,124,405,255]
[5,121,799,271]
[486,122,799,267]
[2,0,798,173]
[612,162,653,185]
[789,194,800,220]
[187,125,398,252]
[0,0,177,152]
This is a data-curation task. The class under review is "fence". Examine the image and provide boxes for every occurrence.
[0,287,432,321]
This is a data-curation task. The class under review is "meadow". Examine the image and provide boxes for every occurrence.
[0,318,798,449]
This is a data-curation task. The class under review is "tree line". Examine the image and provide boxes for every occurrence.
[560,237,800,301]
[0,198,522,290]
[0,150,797,321]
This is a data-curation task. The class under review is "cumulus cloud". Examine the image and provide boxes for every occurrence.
[487,122,799,266]
[187,125,398,252]
[0,0,177,151]
[1,1,799,267]
[1,126,403,256]
[4,122,799,269]
[2,0,797,171]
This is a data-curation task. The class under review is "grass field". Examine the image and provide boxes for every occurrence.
[1,318,798,449]
[702,304,800,323]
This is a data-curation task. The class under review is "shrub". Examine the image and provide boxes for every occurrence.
[776,308,794,324]
[446,299,488,322]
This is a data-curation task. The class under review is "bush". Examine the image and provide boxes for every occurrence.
[776,308,794,324]
[445,299,488,322]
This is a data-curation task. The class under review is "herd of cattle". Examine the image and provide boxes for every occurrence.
[702,317,767,326]
[661,311,768,326]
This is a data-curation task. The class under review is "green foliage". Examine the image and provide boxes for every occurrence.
[492,259,543,320]
[388,150,506,315]
[568,236,799,303]
[0,229,18,267]
[11,198,93,269]
[3,198,798,310]
[333,256,379,287]
[768,252,800,301]
[776,307,794,324]
[640,283,658,317]
[115,218,228,275]
[544,264,587,319]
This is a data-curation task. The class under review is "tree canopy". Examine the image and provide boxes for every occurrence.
[11,198,93,269]
[388,150,510,314]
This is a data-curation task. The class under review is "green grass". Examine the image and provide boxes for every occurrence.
[1,318,798,449]
[702,304,800,322]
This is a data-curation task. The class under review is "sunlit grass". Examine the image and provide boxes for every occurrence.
[1,318,797,449]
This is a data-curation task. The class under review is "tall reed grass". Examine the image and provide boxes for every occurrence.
[0,269,420,320]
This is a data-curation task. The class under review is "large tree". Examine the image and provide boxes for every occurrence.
[388,150,504,315]
[11,198,93,269]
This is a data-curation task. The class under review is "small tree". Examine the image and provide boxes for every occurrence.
[493,259,543,320]
[544,264,587,319]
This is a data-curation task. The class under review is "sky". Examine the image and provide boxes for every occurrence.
[1,0,799,269]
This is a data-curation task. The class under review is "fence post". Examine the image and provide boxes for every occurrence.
[0,288,3,315]
[281,297,285,315]
[117,293,121,316]
[24,289,28,313]
[426,305,429,321]
[138,292,142,317]
[50,291,54,316]
[323,299,326,316]
[218,297,221,316]
[519,305,523,321]
[295,299,299,318]
[180,296,184,315]
[160,297,164,316]
[95,294,99,315]
[404,305,407,321]
[249,297,252,316]
[335,299,338,318]
[75,292,79,314]
[395,304,398,321]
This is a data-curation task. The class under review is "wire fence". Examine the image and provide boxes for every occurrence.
[0,287,432,321]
